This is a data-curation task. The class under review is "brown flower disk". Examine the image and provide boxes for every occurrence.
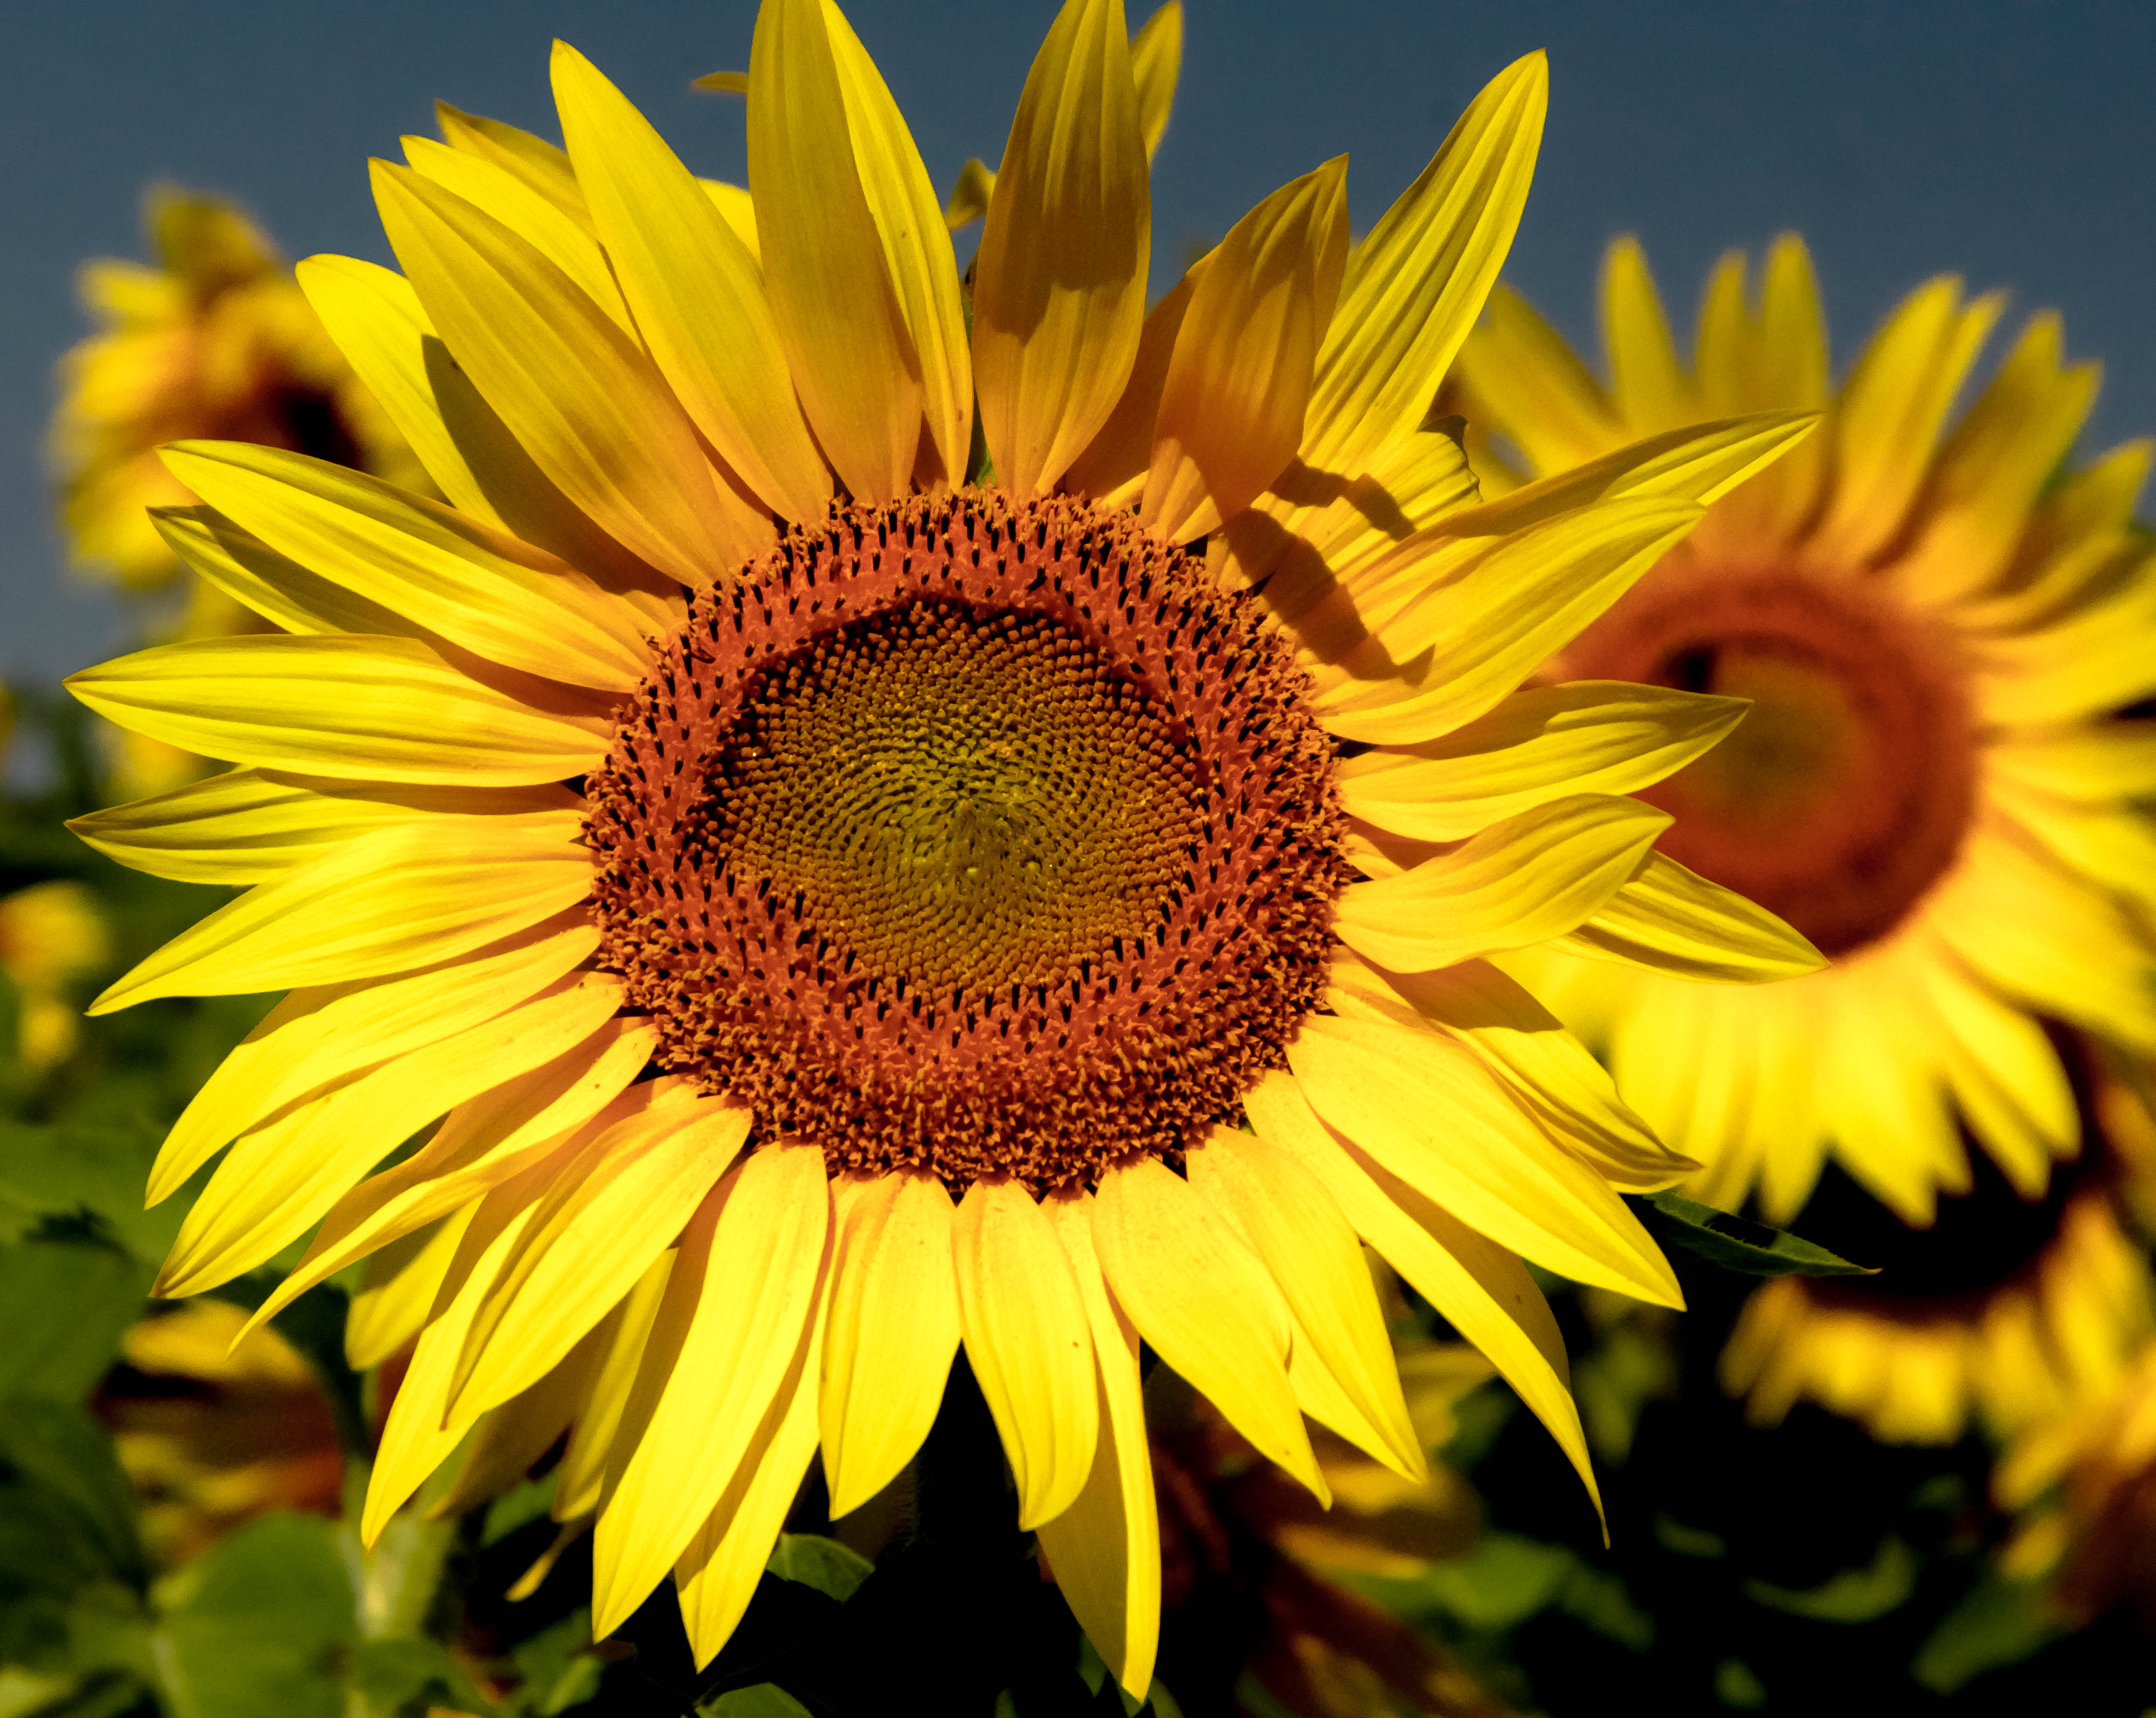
[585,490,1350,1193]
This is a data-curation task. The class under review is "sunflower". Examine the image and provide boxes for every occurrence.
[66,0,1818,1694]
[0,879,111,1071]
[1452,235,2156,1237]
[1721,1037,2156,1444]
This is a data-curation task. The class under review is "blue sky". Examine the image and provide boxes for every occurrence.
[3,0,2152,682]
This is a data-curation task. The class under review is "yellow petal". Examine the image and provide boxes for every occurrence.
[1299,53,1544,478]
[673,1284,828,1669]
[147,907,594,1200]
[70,768,573,887]
[1312,498,1702,746]
[1142,158,1348,540]
[432,1306,622,1519]
[1286,1012,1681,1307]
[1035,1188,1160,1702]
[592,1143,831,1638]
[151,505,419,640]
[1692,250,1752,420]
[450,1095,755,1418]
[820,1170,962,1517]
[942,157,996,232]
[1808,277,2003,567]
[1059,266,1197,508]
[69,633,611,787]
[1334,793,1669,973]
[162,442,653,691]
[90,811,593,1012]
[298,255,679,612]
[403,132,633,332]
[1130,3,1182,158]
[362,1162,557,1543]
[372,158,762,584]
[344,1211,476,1370]
[972,0,1151,495]
[551,43,833,523]
[1453,283,1623,475]
[1916,944,2076,1198]
[1974,558,2156,726]
[952,1174,1099,1529]
[554,1249,674,1521]
[250,1047,673,1339]
[1090,1154,1323,1499]
[1242,1068,1603,1528]
[1549,850,1826,982]
[1185,1127,1424,1480]
[699,180,761,264]
[746,0,926,503]
[155,973,623,1297]
[819,5,974,487]
[1331,954,1692,1194]
[1705,235,1833,548]
[434,103,593,234]
[1599,236,1691,432]
[1337,681,1745,843]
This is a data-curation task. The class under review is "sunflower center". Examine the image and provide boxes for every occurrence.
[584,490,1350,1195]
[1560,568,1976,956]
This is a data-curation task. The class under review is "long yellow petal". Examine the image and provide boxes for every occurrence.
[1185,1128,1424,1480]
[1059,266,1197,507]
[1333,793,1669,973]
[432,1306,623,1519]
[1708,233,1833,546]
[1241,1069,1602,1526]
[1599,236,1690,432]
[147,908,594,1200]
[972,0,1150,496]
[151,506,417,640]
[1299,53,1544,478]
[1035,1188,1160,1703]
[1337,681,1745,843]
[673,1285,828,1669]
[70,768,574,887]
[1548,850,1825,982]
[1312,498,1702,745]
[155,974,623,1297]
[1130,2,1182,158]
[344,1210,476,1370]
[820,1170,962,1518]
[1808,277,2003,567]
[373,159,762,584]
[1090,1154,1322,1498]
[90,812,593,1012]
[592,1144,831,1638]
[162,442,653,691]
[1142,158,1348,540]
[552,42,832,523]
[820,5,973,487]
[69,634,611,788]
[403,132,632,332]
[554,1250,674,1521]
[746,0,924,503]
[1341,956,1693,1193]
[248,1047,672,1339]
[952,1174,1099,1529]
[1453,283,1622,475]
[449,1094,754,1418]
[1286,1012,1681,1307]
[434,103,592,233]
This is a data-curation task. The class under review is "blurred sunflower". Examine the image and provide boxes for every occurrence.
[1721,1040,2156,1444]
[65,0,1818,1694]
[0,878,112,1070]
[1455,235,2156,1233]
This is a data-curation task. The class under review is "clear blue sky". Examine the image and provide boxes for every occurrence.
[4,1,2152,683]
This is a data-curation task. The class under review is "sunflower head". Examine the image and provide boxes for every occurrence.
[65,0,1824,1696]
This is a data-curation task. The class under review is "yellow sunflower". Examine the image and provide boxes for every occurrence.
[1721,1038,2156,1444]
[54,186,420,595]
[0,878,111,1071]
[66,0,1818,1694]
[1452,235,2156,1234]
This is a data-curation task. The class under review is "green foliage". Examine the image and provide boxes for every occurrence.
[353,1636,496,1718]
[149,1513,357,1718]
[763,1534,872,1604]
[1743,1534,1918,1623]
[1641,1191,1877,1277]
[1909,1571,2066,1694]
[0,1243,149,1404]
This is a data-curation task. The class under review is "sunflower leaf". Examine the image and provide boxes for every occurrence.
[1638,1192,1876,1278]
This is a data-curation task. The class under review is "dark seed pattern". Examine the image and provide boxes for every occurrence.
[583,489,1349,1195]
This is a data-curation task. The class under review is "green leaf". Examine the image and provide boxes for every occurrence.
[1416,1532,1576,1629]
[353,1636,496,1718]
[483,1474,558,1548]
[698,1687,814,1718]
[507,1611,601,1718]
[763,1533,872,1603]
[0,1240,150,1404]
[150,1512,356,1718]
[0,1398,146,1586]
[0,1115,177,1262]
[1640,1192,1876,1277]
[1743,1534,1916,1622]
[1910,1570,2065,1693]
